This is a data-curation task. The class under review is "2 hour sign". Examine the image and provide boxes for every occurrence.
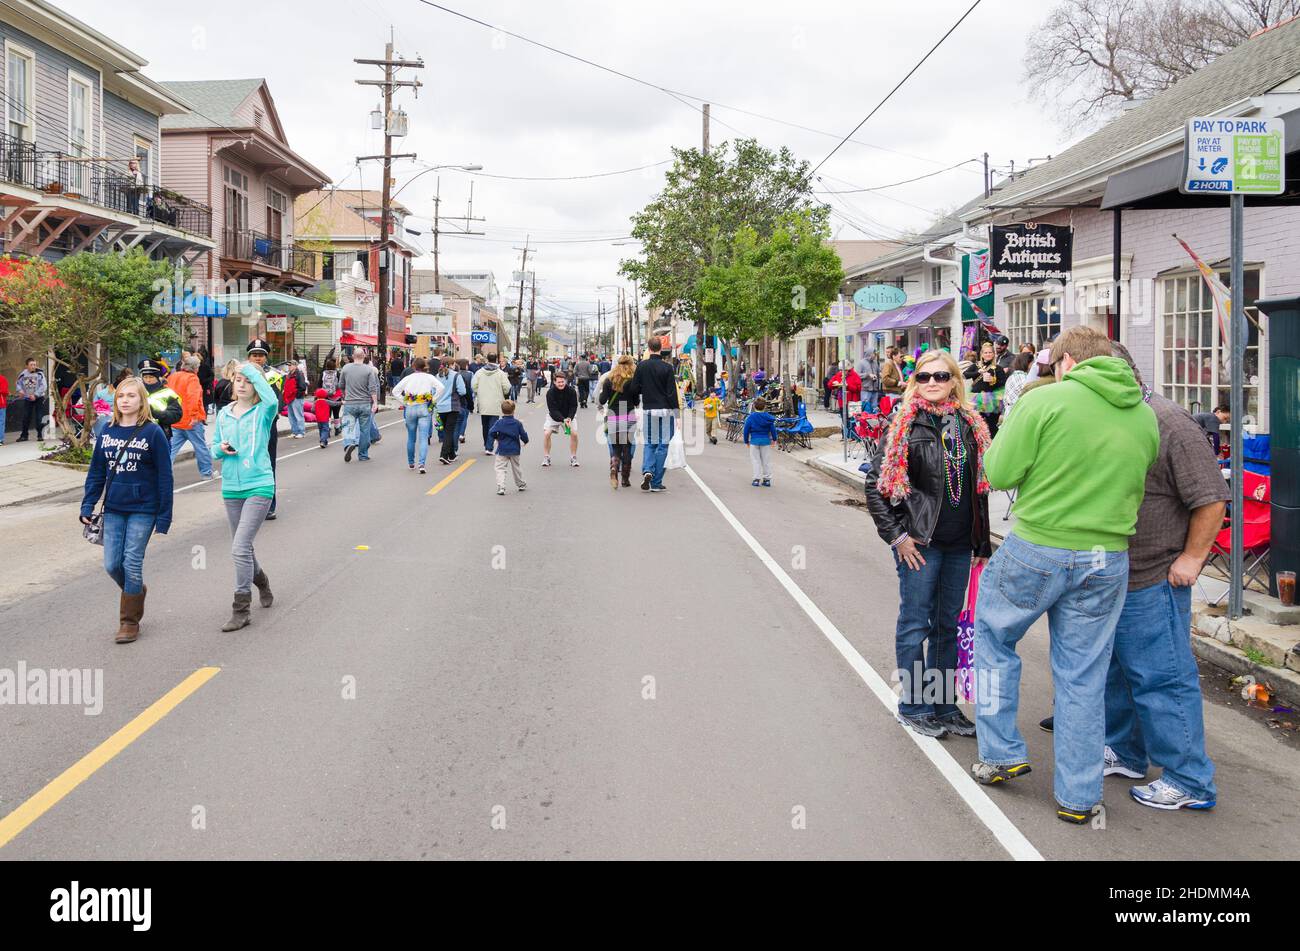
[1182,117,1285,195]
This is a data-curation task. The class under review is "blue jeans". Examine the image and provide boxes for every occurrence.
[1105,581,1216,801]
[368,412,381,443]
[455,407,470,442]
[642,411,674,488]
[404,404,432,467]
[974,532,1129,811]
[288,398,305,436]
[342,404,372,459]
[0,405,5,442]
[894,544,971,718]
[102,511,154,594]
[862,390,881,414]
[169,421,213,477]
[317,421,330,446]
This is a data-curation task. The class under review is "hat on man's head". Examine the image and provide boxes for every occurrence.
[246,338,271,356]
[137,358,164,376]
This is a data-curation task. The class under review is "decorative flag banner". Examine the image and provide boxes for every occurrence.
[1172,233,1230,345]
[951,281,1002,335]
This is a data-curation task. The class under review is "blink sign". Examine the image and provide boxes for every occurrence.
[852,284,907,312]
[1182,117,1285,194]
[990,224,1072,284]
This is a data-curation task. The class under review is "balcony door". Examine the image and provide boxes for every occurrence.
[223,166,249,257]
[266,186,287,268]
[67,73,93,198]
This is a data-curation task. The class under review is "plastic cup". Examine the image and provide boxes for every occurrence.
[1278,571,1296,607]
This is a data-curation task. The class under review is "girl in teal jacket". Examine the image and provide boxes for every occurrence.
[211,363,278,631]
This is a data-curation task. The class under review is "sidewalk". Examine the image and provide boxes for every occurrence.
[0,405,396,507]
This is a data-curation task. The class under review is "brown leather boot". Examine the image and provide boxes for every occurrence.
[116,591,145,644]
[620,457,632,487]
[252,569,273,608]
[222,592,252,632]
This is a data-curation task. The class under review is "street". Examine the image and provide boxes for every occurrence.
[3,400,1297,861]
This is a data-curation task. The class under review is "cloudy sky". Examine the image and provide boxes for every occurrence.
[62,0,1075,329]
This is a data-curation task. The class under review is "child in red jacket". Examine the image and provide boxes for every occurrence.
[314,388,331,448]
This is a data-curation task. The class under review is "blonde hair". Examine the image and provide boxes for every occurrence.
[234,362,262,405]
[608,354,635,393]
[111,378,155,426]
[902,349,971,411]
[221,359,241,381]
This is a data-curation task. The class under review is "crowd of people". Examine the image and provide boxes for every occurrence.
[865,325,1226,824]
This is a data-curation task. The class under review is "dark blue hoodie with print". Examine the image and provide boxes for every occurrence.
[80,422,174,533]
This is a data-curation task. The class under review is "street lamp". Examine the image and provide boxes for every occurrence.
[391,163,483,202]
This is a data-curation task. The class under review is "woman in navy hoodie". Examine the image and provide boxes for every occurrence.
[80,377,173,644]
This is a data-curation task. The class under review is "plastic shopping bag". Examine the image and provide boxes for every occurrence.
[665,424,687,470]
[955,560,984,704]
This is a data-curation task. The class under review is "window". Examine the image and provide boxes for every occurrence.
[322,252,334,281]
[67,73,93,196]
[1160,269,1263,424]
[6,45,34,143]
[223,166,249,232]
[266,185,288,249]
[929,266,942,297]
[402,256,410,311]
[1005,296,1061,350]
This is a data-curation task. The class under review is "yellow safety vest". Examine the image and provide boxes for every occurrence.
[147,386,179,414]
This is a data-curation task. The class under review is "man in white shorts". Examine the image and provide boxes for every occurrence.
[542,371,579,467]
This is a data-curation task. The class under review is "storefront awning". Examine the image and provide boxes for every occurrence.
[860,298,951,332]
[212,291,346,320]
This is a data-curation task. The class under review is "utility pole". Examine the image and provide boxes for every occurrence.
[355,35,422,401]
[983,152,990,198]
[696,103,710,397]
[513,235,531,356]
[431,176,483,295]
[528,270,537,358]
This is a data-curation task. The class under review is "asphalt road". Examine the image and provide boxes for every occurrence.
[1,399,1297,860]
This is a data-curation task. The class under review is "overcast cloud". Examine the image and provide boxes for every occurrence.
[60,0,1071,328]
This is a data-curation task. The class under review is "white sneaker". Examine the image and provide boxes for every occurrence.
[570,456,579,467]
[1103,745,1145,779]
[1129,777,1215,811]
[541,456,551,467]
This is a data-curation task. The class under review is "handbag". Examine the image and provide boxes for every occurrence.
[83,423,144,546]
[955,560,985,704]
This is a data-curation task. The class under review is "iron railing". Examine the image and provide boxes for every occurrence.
[223,228,317,278]
[0,130,212,238]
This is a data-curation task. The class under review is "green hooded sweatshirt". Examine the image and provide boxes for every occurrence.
[984,355,1158,551]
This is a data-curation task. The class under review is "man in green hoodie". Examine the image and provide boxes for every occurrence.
[971,325,1158,826]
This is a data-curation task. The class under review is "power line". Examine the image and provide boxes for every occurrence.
[810,0,984,176]
[469,160,672,181]
[813,160,980,194]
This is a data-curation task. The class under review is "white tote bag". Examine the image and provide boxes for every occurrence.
[665,422,687,469]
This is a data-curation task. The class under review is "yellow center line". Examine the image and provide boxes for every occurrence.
[427,457,476,496]
[0,666,221,850]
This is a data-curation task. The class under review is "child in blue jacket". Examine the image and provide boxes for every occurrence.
[743,397,778,487]
[487,399,529,495]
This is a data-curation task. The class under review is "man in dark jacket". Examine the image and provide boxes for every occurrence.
[631,337,679,492]
[138,359,182,438]
[542,371,579,467]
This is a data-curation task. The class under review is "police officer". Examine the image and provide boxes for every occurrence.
[139,359,182,438]
[245,339,284,520]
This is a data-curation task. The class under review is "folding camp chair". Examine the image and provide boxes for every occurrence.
[1199,470,1271,606]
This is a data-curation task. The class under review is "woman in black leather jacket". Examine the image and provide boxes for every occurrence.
[865,349,993,740]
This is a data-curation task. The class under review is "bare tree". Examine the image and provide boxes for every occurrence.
[1025,0,1300,129]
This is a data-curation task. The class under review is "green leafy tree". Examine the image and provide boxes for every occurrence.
[698,211,842,406]
[620,138,827,389]
[0,250,181,446]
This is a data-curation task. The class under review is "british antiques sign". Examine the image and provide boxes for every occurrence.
[990,224,1073,284]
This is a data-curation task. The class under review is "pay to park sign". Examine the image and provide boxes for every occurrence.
[1182,117,1286,194]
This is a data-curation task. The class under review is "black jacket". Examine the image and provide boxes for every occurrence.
[632,354,679,410]
[598,376,640,410]
[964,359,1007,394]
[546,383,578,422]
[864,412,992,557]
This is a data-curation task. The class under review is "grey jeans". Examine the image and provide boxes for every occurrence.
[224,495,272,594]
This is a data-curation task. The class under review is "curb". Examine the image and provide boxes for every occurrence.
[1190,632,1300,709]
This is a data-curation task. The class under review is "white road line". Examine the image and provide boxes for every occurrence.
[173,418,405,494]
[683,464,1045,862]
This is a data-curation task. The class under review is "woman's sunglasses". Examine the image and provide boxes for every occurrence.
[914,371,953,383]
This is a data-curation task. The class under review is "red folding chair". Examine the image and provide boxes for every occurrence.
[1201,471,1270,606]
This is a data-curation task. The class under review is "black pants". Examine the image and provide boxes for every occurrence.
[439,410,460,461]
[577,379,590,406]
[267,424,278,513]
[480,414,499,449]
[609,442,633,481]
[19,398,43,438]
[981,412,999,441]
